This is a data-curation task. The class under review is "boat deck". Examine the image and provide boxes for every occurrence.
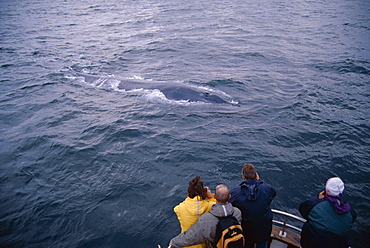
[269,209,306,248]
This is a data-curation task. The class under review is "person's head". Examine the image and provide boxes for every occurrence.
[215,184,230,203]
[325,177,345,196]
[188,176,207,199]
[242,163,257,180]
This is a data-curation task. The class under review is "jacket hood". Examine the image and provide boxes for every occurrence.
[324,195,351,215]
[240,179,263,201]
[210,203,235,218]
[175,196,216,216]
[174,196,216,232]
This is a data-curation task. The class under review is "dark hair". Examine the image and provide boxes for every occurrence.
[242,163,257,180]
[188,176,207,199]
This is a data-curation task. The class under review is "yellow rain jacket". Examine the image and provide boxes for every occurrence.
[174,196,216,248]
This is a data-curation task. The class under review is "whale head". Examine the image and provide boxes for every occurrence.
[159,86,229,104]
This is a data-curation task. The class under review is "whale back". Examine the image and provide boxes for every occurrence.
[74,72,234,104]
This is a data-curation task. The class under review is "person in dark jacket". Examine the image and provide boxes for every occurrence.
[229,163,276,248]
[299,177,357,248]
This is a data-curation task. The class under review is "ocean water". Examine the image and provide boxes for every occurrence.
[0,0,369,247]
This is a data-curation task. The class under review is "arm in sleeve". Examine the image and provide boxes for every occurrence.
[299,198,322,220]
[232,207,242,224]
[268,186,277,199]
[174,203,182,223]
[170,215,209,248]
[350,207,357,223]
[229,187,239,205]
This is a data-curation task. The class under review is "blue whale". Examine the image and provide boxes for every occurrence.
[75,72,234,104]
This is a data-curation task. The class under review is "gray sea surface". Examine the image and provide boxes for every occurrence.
[0,0,369,247]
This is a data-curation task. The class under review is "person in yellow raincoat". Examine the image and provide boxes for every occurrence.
[174,176,216,248]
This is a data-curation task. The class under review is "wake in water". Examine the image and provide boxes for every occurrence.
[66,71,238,105]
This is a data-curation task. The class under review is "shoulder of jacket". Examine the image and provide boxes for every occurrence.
[233,206,241,213]
[204,197,217,204]
[230,185,241,194]
[313,198,327,205]
[306,198,327,212]
[303,197,323,204]
[259,181,274,188]
[174,199,187,209]
[199,211,219,222]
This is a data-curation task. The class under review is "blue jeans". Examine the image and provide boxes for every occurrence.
[245,241,268,248]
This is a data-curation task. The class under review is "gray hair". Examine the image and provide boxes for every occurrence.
[215,184,229,203]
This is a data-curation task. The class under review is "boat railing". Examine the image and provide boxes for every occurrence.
[272,209,306,233]
[270,209,306,247]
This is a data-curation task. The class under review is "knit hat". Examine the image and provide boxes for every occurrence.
[326,177,345,196]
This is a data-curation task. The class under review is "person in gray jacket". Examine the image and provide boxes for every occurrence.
[169,184,242,248]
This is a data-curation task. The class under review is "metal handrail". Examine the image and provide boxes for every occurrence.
[272,209,306,223]
[271,209,306,235]
[272,220,302,232]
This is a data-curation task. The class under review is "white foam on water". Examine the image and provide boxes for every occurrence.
[67,72,237,105]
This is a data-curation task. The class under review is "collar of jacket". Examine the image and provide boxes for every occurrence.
[240,179,263,201]
[240,179,263,186]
